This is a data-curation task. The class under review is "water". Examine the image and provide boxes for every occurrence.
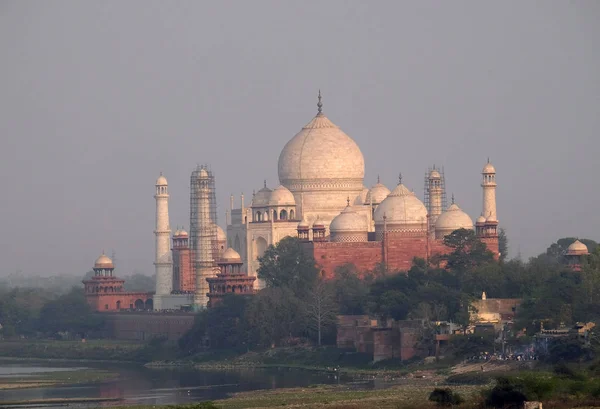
[0,360,379,406]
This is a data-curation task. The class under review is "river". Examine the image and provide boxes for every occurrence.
[0,360,384,406]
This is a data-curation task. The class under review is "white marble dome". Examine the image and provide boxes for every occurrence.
[476,215,486,224]
[251,185,273,207]
[366,181,391,205]
[278,113,365,184]
[269,185,296,206]
[330,205,368,242]
[374,184,428,235]
[435,203,474,239]
[215,225,226,241]
[277,101,365,225]
[221,247,242,262]
[483,162,496,174]
[156,174,168,185]
[354,187,370,205]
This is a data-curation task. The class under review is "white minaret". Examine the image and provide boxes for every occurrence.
[427,167,443,229]
[194,168,215,309]
[154,173,173,310]
[481,160,497,221]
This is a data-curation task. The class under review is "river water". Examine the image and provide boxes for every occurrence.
[0,360,383,406]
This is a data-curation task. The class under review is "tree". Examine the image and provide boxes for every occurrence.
[38,287,104,337]
[258,237,318,299]
[245,287,306,348]
[330,264,370,315]
[206,294,251,350]
[443,229,495,272]
[305,279,337,346]
[498,228,508,262]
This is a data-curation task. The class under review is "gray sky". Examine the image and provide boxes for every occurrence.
[1,1,599,277]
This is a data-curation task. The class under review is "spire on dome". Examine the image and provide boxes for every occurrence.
[347,196,350,206]
[264,179,267,188]
[398,173,403,185]
[451,193,455,204]
[377,174,380,183]
[317,90,323,115]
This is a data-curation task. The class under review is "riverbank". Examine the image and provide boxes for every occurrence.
[0,340,150,363]
[0,367,117,390]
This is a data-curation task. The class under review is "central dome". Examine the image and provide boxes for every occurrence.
[277,96,365,226]
[278,113,365,184]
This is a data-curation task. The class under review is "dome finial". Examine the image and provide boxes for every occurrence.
[487,157,490,163]
[317,90,323,115]
[264,179,267,188]
[451,193,455,204]
[377,174,380,183]
[398,172,403,185]
[347,196,350,206]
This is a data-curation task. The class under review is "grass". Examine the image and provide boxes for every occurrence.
[0,368,117,390]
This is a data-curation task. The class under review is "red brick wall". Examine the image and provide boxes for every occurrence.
[305,232,499,277]
[102,312,195,341]
[86,292,151,312]
[373,329,394,362]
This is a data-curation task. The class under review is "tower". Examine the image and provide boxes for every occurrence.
[481,160,498,237]
[154,173,173,310]
[192,167,217,308]
[424,166,446,234]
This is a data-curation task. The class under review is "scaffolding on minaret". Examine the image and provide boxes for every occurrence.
[424,165,448,235]
[189,164,218,308]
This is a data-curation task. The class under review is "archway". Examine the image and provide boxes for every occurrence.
[145,299,153,310]
[280,209,288,220]
[134,299,144,310]
[256,237,268,260]
[116,300,121,310]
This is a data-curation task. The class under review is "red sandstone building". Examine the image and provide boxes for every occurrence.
[206,248,256,307]
[83,254,152,311]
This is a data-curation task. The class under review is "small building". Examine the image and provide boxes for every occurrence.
[206,248,256,307]
[83,254,152,312]
[565,240,589,272]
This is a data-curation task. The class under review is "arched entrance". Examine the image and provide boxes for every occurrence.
[134,299,144,310]
[256,237,268,260]
[145,299,153,310]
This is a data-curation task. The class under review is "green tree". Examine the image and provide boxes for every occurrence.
[207,294,251,350]
[443,229,495,272]
[38,287,104,337]
[330,263,370,314]
[498,228,508,263]
[258,237,318,299]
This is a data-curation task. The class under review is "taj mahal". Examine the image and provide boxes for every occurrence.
[84,93,500,312]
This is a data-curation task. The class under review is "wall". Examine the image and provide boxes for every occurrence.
[102,312,195,341]
[86,291,152,312]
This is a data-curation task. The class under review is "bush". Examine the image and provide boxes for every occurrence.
[484,377,527,408]
[428,388,464,406]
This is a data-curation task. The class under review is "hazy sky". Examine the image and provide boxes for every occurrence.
[1,1,599,277]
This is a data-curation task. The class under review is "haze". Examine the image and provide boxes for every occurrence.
[1,1,598,277]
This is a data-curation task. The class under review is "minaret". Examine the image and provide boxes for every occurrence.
[427,167,443,230]
[194,168,215,308]
[481,159,497,223]
[154,173,173,310]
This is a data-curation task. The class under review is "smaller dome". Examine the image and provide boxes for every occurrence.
[199,168,209,178]
[252,183,273,207]
[312,217,325,228]
[366,181,391,205]
[216,225,226,241]
[353,187,370,205]
[567,240,589,256]
[221,247,242,262]
[94,253,114,269]
[486,214,498,223]
[429,169,441,179]
[482,161,496,174]
[156,174,168,185]
[269,185,296,206]
[298,217,310,229]
[435,203,474,232]
[330,205,368,233]
[476,215,486,224]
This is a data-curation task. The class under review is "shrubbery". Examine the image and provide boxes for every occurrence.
[428,388,464,406]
